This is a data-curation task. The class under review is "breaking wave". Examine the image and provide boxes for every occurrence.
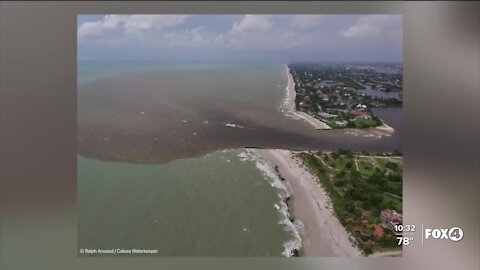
[236,149,303,257]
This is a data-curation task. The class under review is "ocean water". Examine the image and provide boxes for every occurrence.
[77,61,401,256]
[78,149,301,256]
[78,61,303,256]
[78,62,401,164]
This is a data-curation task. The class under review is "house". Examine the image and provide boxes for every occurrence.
[318,112,337,119]
[373,224,385,238]
[316,90,330,101]
[381,209,403,235]
[350,111,372,120]
[299,100,311,111]
[355,104,368,110]
[335,120,348,128]
[353,224,384,243]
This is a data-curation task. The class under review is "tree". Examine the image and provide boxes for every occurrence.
[368,172,383,185]
[345,161,354,169]
[334,179,346,187]
[386,161,398,170]
[344,200,355,213]
[388,173,402,182]
[370,194,383,207]
[350,169,361,179]
[336,170,346,178]
[362,200,373,210]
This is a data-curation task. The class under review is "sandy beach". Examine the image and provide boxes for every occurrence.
[374,122,395,134]
[283,65,332,130]
[256,148,362,257]
[343,121,395,139]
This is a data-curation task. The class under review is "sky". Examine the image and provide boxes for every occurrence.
[77,15,402,62]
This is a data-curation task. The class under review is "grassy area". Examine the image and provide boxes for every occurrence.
[322,119,340,129]
[347,118,382,128]
[382,194,402,212]
[334,78,366,89]
[297,149,403,255]
[315,116,383,129]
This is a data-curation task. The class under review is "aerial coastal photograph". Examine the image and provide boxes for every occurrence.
[77,14,403,257]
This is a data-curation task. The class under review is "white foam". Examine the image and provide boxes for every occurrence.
[237,150,256,162]
[243,149,304,257]
[254,158,289,193]
[277,202,303,257]
[280,65,308,122]
[280,219,304,257]
[225,123,245,128]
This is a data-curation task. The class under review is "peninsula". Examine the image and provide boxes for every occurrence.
[288,63,402,129]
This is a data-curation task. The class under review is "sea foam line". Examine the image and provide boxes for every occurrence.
[225,123,245,128]
[280,64,301,120]
[237,149,303,257]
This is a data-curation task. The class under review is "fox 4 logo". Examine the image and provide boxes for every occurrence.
[424,227,463,242]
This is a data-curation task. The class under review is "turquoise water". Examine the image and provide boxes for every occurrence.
[78,61,301,256]
[78,60,282,85]
[78,149,299,256]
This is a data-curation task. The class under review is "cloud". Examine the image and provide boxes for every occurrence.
[78,15,402,61]
[123,15,189,37]
[78,15,126,39]
[226,15,313,50]
[230,15,272,35]
[340,15,402,39]
[78,15,189,39]
[291,15,326,29]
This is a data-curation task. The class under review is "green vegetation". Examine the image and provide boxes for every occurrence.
[346,117,382,128]
[322,119,340,128]
[297,149,403,255]
[314,114,383,129]
[334,78,365,89]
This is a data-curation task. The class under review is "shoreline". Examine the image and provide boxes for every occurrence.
[283,64,396,135]
[255,148,362,257]
[374,122,395,134]
[283,64,332,130]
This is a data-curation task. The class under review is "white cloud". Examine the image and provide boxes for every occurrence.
[291,15,326,29]
[230,15,272,35]
[123,15,189,35]
[78,15,402,60]
[79,14,321,50]
[78,15,127,39]
[78,15,189,39]
[340,15,402,39]
[226,15,313,50]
